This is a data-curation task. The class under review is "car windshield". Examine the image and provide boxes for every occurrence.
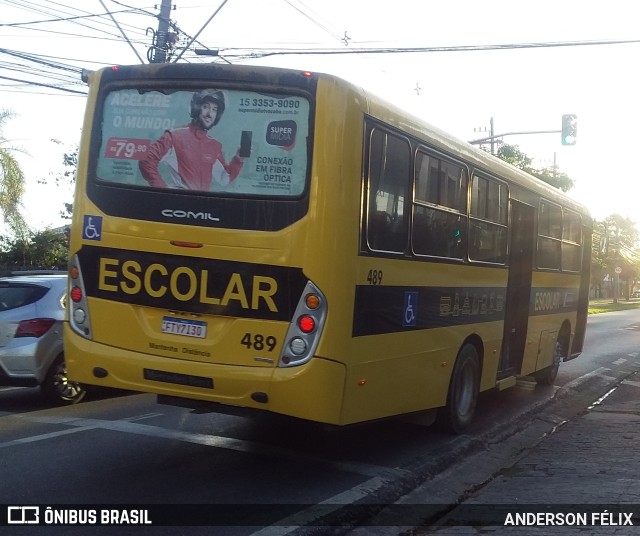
[0,284,48,312]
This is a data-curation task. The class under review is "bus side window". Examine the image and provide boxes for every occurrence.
[538,201,562,270]
[413,151,468,259]
[414,205,465,258]
[469,175,508,264]
[561,209,582,272]
[367,129,410,252]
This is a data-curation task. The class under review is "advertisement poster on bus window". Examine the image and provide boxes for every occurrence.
[96,88,309,197]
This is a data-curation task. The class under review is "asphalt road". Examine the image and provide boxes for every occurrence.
[1,309,639,535]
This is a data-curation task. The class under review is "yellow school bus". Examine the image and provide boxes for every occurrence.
[65,63,591,433]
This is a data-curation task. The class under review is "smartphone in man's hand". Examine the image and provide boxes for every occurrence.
[239,131,252,157]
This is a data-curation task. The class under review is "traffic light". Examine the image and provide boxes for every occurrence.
[561,114,577,145]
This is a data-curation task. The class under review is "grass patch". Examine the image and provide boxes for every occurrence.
[589,299,640,314]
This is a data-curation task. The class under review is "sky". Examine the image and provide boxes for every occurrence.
[2,0,640,231]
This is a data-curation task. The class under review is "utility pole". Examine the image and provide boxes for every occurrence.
[150,0,172,63]
[490,117,495,155]
[614,227,621,304]
[473,117,496,155]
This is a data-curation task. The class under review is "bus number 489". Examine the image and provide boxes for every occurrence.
[367,270,383,285]
[241,333,277,351]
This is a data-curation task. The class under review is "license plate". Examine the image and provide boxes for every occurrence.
[161,317,207,338]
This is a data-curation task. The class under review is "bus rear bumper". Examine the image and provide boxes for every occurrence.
[64,327,347,424]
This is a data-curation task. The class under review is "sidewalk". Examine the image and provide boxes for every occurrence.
[348,368,640,535]
[421,372,640,534]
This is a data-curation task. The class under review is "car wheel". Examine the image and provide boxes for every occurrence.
[42,355,86,405]
[437,343,480,434]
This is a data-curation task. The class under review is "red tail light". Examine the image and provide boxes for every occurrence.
[298,315,316,333]
[70,286,83,302]
[15,318,56,338]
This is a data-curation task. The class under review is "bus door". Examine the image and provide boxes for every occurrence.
[498,201,534,378]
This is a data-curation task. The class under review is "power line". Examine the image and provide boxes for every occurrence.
[0,0,159,93]
[0,7,138,27]
[1,47,81,73]
[4,0,640,94]
[108,0,157,18]
[171,0,229,63]
[207,37,640,59]
[282,0,346,45]
[0,47,91,95]
[0,0,152,40]
[0,74,86,94]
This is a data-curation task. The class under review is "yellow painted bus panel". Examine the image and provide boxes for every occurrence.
[536,329,558,372]
[341,347,451,424]
[66,324,346,423]
[65,325,272,406]
[87,298,287,367]
[520,312,576,375]
[338,322,504,423]
[269,359,346,424]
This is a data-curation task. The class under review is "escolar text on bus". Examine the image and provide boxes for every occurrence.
[98,257,279,312]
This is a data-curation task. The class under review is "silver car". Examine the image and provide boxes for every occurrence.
[0,273,85,404]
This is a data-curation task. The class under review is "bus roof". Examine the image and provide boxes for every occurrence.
[337,78,589,219]
[90,63,590,222]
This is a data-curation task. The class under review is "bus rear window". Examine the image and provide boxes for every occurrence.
[96,88,310,197]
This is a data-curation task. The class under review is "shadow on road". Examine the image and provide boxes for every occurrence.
[0,385,134,414]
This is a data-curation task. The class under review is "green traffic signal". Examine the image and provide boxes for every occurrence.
[561,114,577,145]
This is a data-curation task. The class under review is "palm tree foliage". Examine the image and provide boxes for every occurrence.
[0,109,28,237]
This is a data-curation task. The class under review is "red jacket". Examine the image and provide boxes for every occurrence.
[139,123,242,190]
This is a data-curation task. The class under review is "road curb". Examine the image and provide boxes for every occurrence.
[308,364,640,535]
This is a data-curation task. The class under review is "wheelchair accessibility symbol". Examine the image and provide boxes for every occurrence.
[403,291,418,327]
[82,215,102,241]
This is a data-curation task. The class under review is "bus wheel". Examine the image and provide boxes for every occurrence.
[438,344,480,434]
[535,339,564,386]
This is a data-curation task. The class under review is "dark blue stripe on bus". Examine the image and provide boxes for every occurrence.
[352,285,507,337]
[529,287,579,316]
[352,285,580,337]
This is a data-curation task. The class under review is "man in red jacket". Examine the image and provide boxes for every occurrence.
[139,89,243,190]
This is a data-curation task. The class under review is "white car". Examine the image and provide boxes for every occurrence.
[0,273,85,404]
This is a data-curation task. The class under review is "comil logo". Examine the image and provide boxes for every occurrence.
[7,506,40,524]
[161,209,220,221]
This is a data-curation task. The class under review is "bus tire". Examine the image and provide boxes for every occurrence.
[535,338,564,386]
[438,344,480,434]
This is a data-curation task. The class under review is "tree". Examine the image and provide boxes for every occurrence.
[602,214,639,250]
[0,110,28,237]
[494,143,574,192]
[529,167,574,192]
[59,147,76,220]
[592,215,640,300]
[41,140,77,220]
[495,144,534,173]
[0,228,68,270]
